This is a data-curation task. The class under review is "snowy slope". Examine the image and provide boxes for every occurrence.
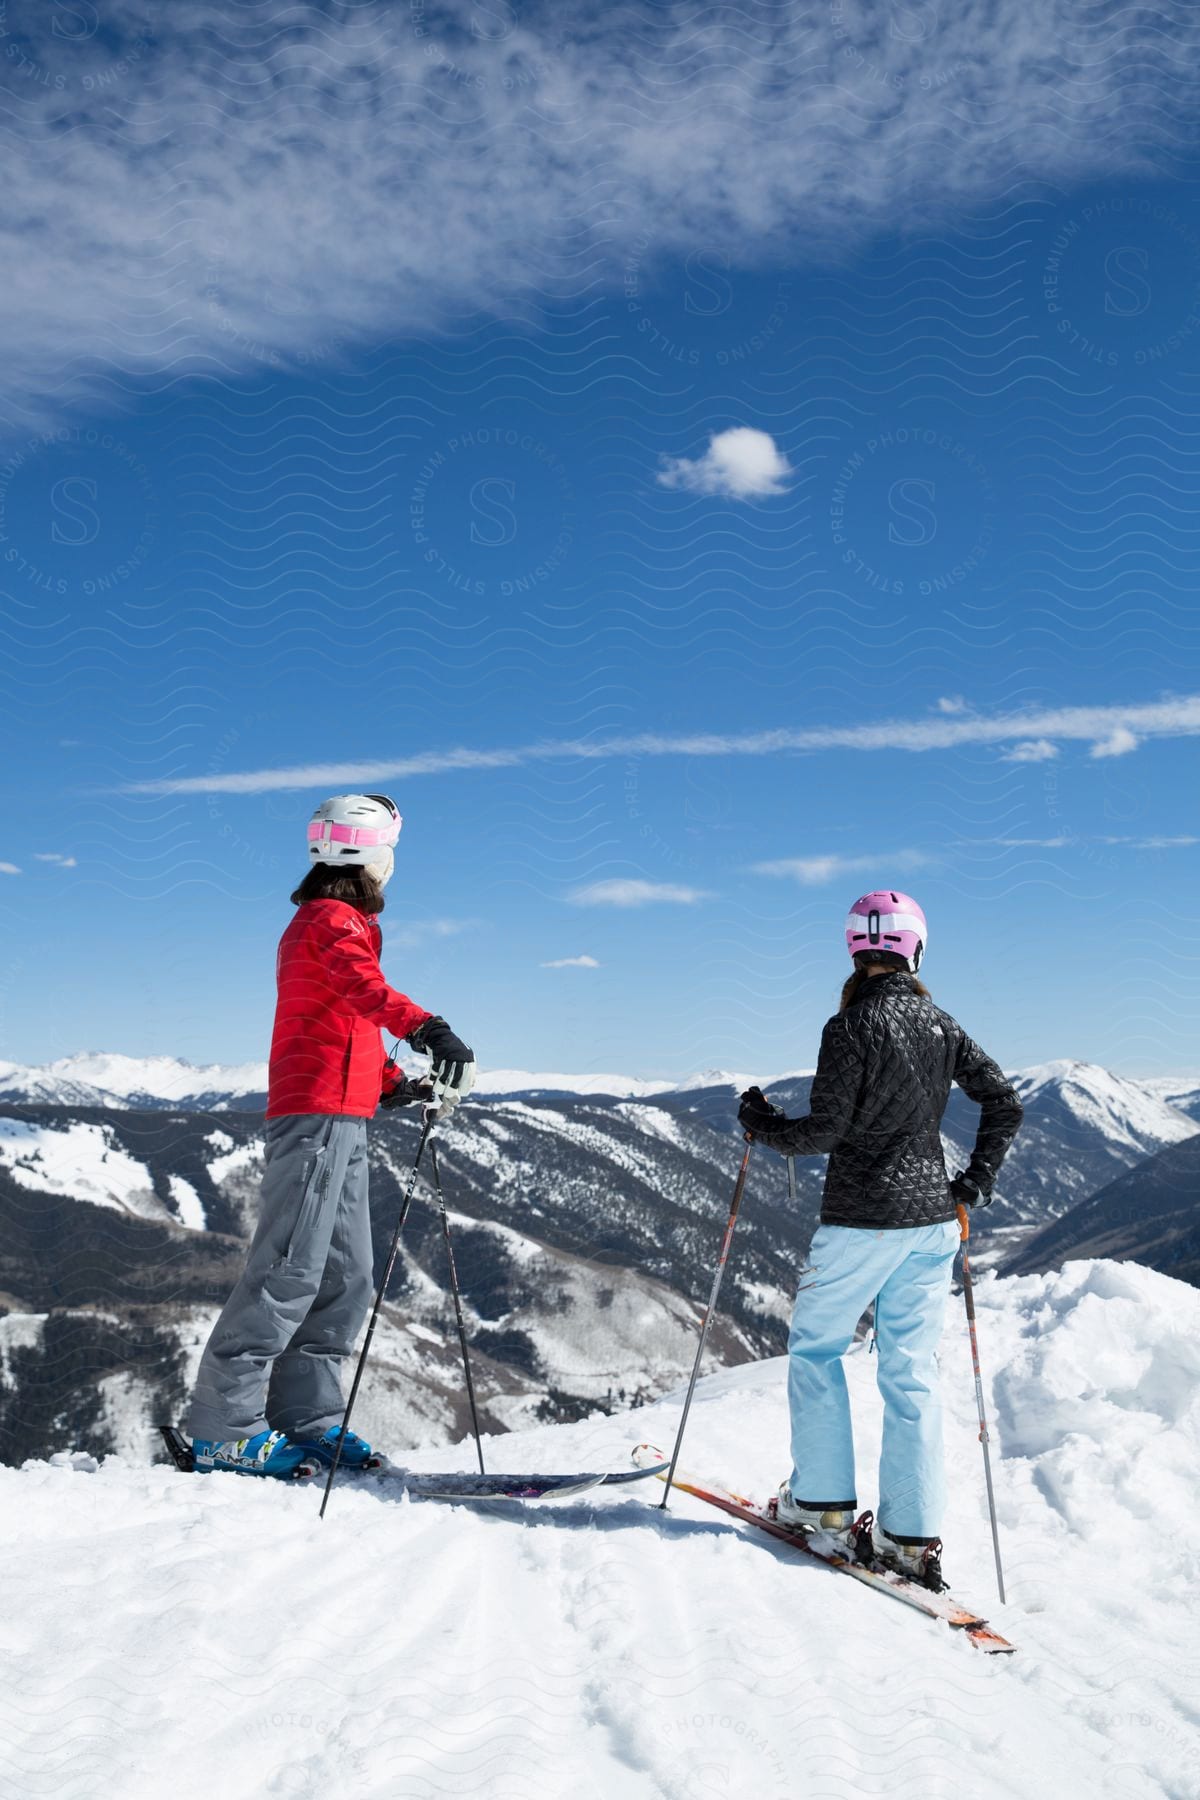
[1003,1134,1200,1288]
[3,1258,1196,1800]
[0,1118,168,1221]
[0,1053,269,1111]
[1141,1073,1200,1123]
[1012,1060,1199,1156]
[0,1060,118,1109]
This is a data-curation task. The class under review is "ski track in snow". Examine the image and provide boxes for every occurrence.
[2,1258,1197,1800]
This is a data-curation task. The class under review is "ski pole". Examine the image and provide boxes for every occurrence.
[660,1134,754,1510]
[786,1156,797,1202]
[957,1203,1006,1603]
[427,1137,486,1474]
[320,1110,435,1519]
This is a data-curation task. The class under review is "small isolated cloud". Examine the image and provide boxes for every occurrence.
[541,954,601,969]
[935,697,969,715]
[34,853,77,868]
[1004,739,1059,763]
[754,851,927,887]
[0,863,21,875]
[657,428,791,500]
[567,879,710,907]
[1090,727,1139,759]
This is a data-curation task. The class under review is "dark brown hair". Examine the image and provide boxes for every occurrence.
[840,951,931,1012]
[290,864,386,915]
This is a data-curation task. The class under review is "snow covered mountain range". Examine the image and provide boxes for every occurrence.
[0,1052,1196,1470]
[0,1051,798,1110]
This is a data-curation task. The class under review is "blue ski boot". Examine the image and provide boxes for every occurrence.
[290,1426,381,1471]
[191,1429,313,1480]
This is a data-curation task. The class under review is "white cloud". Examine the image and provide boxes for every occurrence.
[656,429,792,500]
[1100,836,1199,849]
[125,693,1200,796]
[1090,727,1139,759]
[0,863,21,875]
[540,955,601,969]
[753,852,928,886]
[1004,740,1060,763]
[385,917,478,949]
[970,834,1197,851]
[935,697,969,715]
[567,880,709,908]
[33,854,77,868]
[2,5,1198,426]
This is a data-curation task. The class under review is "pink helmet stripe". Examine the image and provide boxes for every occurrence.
[307,819,400,849]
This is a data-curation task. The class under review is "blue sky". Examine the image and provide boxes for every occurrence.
[1,2,1198,1078]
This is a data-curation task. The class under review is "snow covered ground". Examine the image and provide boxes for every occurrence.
[3,1257,1197,1800]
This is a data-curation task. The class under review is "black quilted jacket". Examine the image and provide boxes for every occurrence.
[754,970,1024,1229]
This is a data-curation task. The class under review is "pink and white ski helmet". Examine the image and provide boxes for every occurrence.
[307,793,402,879]
[844,890,928,972]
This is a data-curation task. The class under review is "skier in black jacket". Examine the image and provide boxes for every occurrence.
[738,890,1023,1589]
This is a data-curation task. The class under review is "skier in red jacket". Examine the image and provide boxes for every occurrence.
[187,793,476,1477]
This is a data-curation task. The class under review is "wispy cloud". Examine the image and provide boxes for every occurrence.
[567,880,709,908]
[33,854,77,868]
[754,852,928,886]
[3,5,1199,426]
[657,428,791,500]
[541,954,601,969]
[0,863,20,876]
[385,917,479,950]
[965,835,1198,850]
[123,693,1200,796]
[1100,836,1199,849]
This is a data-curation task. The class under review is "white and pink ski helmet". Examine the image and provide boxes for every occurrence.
[307,793,402,882]
[844,890,928,972]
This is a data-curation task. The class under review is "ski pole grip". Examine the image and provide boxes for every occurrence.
[957,1202,970,1242]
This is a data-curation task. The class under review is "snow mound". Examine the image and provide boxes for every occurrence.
[3,1258,1196,1798]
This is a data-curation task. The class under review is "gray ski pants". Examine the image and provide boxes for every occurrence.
[187,1112,373,1443]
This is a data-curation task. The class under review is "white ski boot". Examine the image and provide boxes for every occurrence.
[859,1513,947,1592]
[772,1482,857,1552]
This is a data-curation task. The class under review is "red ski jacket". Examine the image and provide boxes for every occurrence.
[267,899,432,1119]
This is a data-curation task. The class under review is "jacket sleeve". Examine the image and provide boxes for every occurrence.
[311,905,433,1040]
[953,1032,1024,1195]
[758,1014,866,1156]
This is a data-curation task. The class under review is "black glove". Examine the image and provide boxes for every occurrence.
[406,1015,477,1113]
[950,1172,989,1208]
[738,1085,788,1138]
[379,1060,434,1111]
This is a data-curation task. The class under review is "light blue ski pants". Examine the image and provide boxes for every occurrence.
[786,1219,960,1538]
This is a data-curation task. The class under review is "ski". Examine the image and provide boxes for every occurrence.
[633,1444,1016,1654]
[158,1427,665,1502]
